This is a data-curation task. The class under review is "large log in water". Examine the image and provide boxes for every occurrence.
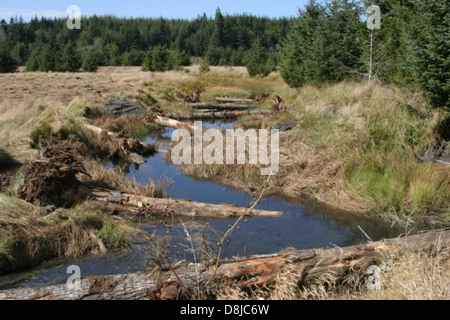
[68,185,283,218]
[214,98,256,104]
[166,110,270,120]
[153,115,195,131]
[189,102,258,111]
[1,229,448,300]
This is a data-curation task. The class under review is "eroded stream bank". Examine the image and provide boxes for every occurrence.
[0,121,406,290]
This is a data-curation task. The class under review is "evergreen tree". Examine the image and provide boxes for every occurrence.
[142,46,169,71]
[206,8,226,66]
[210,8,224,47]
[0,43,18,73]
[121,49,145,66]
[279,0,325,87]
[11,42,27,65]
[279,0,363,87]
[167,50,190,70]
[82,49,104,72]
[57,42,81,71]
[404,0,450,108]
[244,38,275,77]
[26,43,56,71]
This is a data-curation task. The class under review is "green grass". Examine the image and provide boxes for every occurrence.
[409,166,450,213]
[29,121,53,149]
[99,223,129,249]
[348,153,412,215]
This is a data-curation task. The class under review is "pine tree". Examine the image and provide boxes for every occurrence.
[279,0,363,87]
[82,50,104,72]
[11,42,27,65]
[244,38,274,77]
[279,0,325,87]
[211,8,224,47]
[0,44,18,73]
[404,0,450,108]
[142,46,169,71]
[121,49,144,66]
[26,43,56,72]
[57,42,81,71]
[206,8,226,66]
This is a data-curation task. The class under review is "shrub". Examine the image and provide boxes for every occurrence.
[200,57,210,74]
[30,122,53,149]
[82,50,105,72]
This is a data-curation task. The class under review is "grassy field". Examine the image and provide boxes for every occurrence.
[1,65,449,221]
[0,66,449,290]
[0,67,170,273]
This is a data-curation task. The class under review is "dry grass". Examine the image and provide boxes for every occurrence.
[0,193,132,274]
[180,81,450,219]
[217,246,450,300]
[134,67,282,114]
[0,67,179,274]
[359,249,450,300]
[3,68,443,218]
[79,158,167,198]
[0,65,252,161]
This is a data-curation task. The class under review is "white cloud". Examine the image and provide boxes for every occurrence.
[0,7,68,20]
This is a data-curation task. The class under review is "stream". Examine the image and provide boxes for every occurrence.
[0,121,405,290]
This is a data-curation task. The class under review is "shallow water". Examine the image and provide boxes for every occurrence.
[0,121,405,289]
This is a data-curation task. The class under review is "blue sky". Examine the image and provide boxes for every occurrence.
[0,0,308,20]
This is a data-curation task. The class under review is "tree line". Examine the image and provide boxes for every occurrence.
[0,9,290,73]
[0,1,448,108]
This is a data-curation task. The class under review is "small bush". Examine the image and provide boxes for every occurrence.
[82,50,105,72]
[30,121,53,149]
[200,57,210,74]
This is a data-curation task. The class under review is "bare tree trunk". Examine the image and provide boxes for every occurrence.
[153,115,195,131]
[189,103,258,111]
[214,98,256,104]
[166,110,270,120]
[66,184,283,218]
[1,229,448,300]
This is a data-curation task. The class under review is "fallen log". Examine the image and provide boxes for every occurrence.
[65,184,283,218]
[1,229,448,300]
[152,115,195,131]
[83,125,157,164]
[189,102,258,111]
[142,107,195,131]
[214,98,256,104]
[166,110,270,120]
